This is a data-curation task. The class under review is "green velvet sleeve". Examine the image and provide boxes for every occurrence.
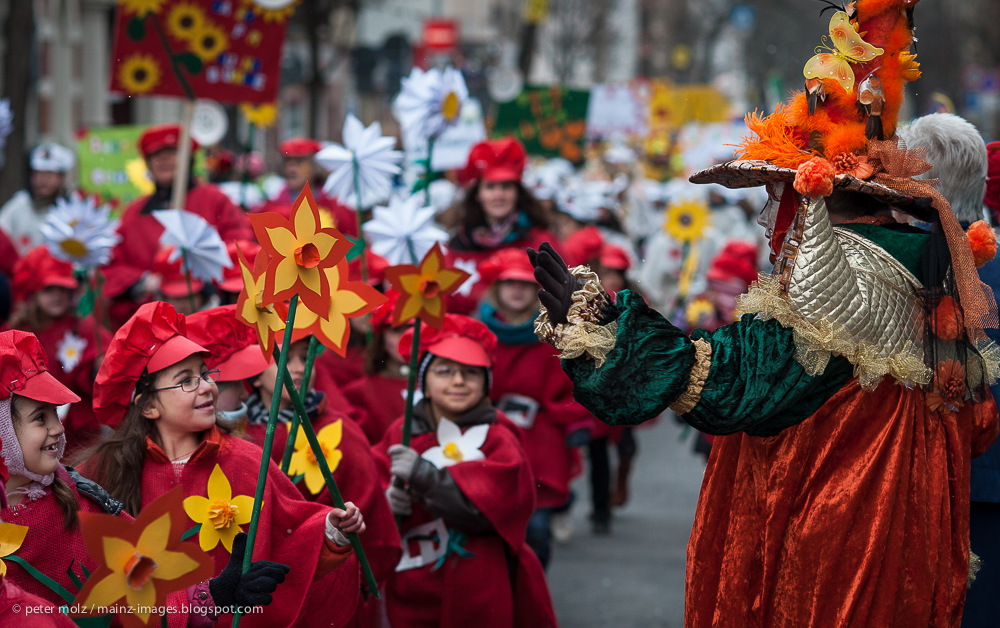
[562,290,854,436]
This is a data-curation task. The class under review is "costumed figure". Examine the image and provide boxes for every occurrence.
[529,3,1000,626]
[0,143,75,255]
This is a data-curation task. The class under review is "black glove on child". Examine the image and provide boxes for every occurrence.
[527,242,574,326]
[209,532,291,609]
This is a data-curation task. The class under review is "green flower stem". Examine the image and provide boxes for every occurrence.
[232,296,299,628]
[280,335,319,473]
[401,318,422,447]
[424,139,435,207]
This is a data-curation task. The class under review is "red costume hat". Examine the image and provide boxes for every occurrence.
[707,241,760,289]
[12,246,78,303]
[464,138,527,183]
[280,138,322,158]
[347,250,389,286]
[479,248,536,285]
[185,305,270,382]
[94,302,207,427]
[138,123,200,159]
[399,314,497,369]
[154,246,206,298]
[560,226,605,267]
[0,330,81,405]
[985,141,1000,215]
[216,241,261,293]
[599,244,631,272]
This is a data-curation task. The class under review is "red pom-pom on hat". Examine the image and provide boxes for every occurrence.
[12,246,78,303]
[968,220,998,268]
[280,138,322,158]
[398,314,498,368]
[479,247,536,286]
[185,305,270,381]
[0,330,80,404]
[793,157,836,199]
[463,138,527,183]
[138,123,200,159]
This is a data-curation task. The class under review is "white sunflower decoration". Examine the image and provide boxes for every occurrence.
[40,193,121,268]
[393,66,469,141]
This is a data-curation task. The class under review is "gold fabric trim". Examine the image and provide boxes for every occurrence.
[534,265,617,367]
[669,339,712,415]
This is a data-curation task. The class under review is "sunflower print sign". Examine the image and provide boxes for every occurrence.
[110,0,295,104]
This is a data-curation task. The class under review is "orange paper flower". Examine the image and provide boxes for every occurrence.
[968,220,998,268]
[384,243,470,330]
[73,487,214,628]
[249,183,353,314]
[292,259,388,356]
[235,243,289,359]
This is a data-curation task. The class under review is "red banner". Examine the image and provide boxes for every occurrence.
[109,0,293,104]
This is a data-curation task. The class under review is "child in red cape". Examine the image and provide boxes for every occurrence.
[375,314,558,628]
[77,301,365,628]
[186,306,402,628]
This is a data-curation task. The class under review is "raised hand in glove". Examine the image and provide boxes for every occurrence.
[527,241,574,325]
[385,482,413,516]
[209,532,290,608]
[389,444,422,483]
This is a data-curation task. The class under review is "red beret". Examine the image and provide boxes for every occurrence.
[138,123,200,159]
[0,330,80,404]
[399,314,497,368]
[12,246,78,302]
[479,248,536,285]
[599,244,631,272]
[94,302,207,427]
[280,138,322,158]
[154,246,205,298]
[185,305,270,382]
[985,141,1000,213]
[464,138,526,183]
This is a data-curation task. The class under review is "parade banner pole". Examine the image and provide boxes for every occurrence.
[280,335,319,473]
[171,99,196,210]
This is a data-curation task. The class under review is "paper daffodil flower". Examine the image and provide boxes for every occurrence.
[182,465,256,554]
[56,330,88,373]
[249,184,353,315]
[393,66,468,140]
[0,522,28,577]
[287,420,344,495]
[292,259,387,356]
[316,114,404,210]
[74,487,214,628]
[154,209,233,284]
[422,418,489,468]
[235,244,288,360]
[384,243,469,330]
[362,194,449,266]
[39,193,121,267]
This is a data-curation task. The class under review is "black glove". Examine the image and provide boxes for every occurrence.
[209,532,290,608]
[527,242,574,326]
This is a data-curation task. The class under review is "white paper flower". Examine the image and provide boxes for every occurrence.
[56,330,87,373]
[452,258,480,298]
[40,193,122,267]
[362,194,448,266]
[316,114,403,210]
[422,418,489,468]
[153,209,233,284]
[393,66,468,141]
[0,99,12,168]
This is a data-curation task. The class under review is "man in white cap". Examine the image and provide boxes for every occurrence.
[0,143,75,254]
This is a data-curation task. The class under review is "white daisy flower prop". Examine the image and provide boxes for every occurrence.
[422,418,489,468]
[40,193,121,267]
[362,194,448,265]
[316,114,404,210]
[153,209,233,284]
[56,330,88,373]
[452,258,480,298]
[393,66,468,141]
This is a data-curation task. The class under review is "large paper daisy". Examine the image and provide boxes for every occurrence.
[422,418,488,468]
[315,114,403,210]
[40,193,121,267]
[393,66,468,140]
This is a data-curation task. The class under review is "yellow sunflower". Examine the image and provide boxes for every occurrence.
[240,102,278,127]
[118,0,166,17]
[165,2,205,41]
[188,22,228,63]
[664,198,709,242]
[118,54,162,94]
[242,0,300,24]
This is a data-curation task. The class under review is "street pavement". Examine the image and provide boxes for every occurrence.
[547,416,707,628]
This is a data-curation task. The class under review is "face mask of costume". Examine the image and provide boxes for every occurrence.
[759,181,785,239]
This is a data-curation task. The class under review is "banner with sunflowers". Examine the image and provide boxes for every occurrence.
[493,85,589,163]
[110,0,295,104]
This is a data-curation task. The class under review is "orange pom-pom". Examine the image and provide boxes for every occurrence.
[793,157,836,198]
[934,296,965,342]
[967,220,998,268]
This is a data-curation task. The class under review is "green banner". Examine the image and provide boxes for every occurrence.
[493,85,590,163]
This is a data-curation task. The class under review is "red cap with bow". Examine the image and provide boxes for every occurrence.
[0,330,81,405]
[185,305,270,382]
[12,246,78,303]
[463,138,527,183]
[280,138,322,158]
[399,314,497,368]
[479,248,536,285]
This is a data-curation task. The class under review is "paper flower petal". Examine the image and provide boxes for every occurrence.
[40,193,121,267]
[153,209,233,283]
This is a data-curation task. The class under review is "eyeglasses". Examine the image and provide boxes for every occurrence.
[428,366,485,381]
[152,370,221,393]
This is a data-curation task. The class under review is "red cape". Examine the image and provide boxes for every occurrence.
[0,579,77,627]
[342,373,407,445]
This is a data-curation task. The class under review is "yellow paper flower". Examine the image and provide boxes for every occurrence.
[0,522,28,577]
[118,0,166,17]
[288,420,344,495]
[292,259,387,356]
[235,244,288,359]
[664,198,709,242]
[188,22,228,63]
[117,54,162,94]
[126,158,155,195]
[384,243,470,330]
[165,2,205,41]
[182,465,256,554]
[241,102,278,128]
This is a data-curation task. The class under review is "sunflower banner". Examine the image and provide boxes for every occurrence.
[110,0,295,104]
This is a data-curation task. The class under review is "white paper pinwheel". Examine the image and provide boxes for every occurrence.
[56,330,88,373]
[422,418,489,468]
[393,66,468,141]
[0,99,11,168]
[362,194,448,266]
[153,209,233,284]
[40,193,121,267]
[316,114,403,210]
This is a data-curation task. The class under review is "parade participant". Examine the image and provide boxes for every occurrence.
[101,124,253,327]
[530,2,999,625]
[374,314,558,628]
[78,302,366,628]
[0,143,75,255]
[445,138,556,315]
[7,247,105,453]
[477,249,591,564]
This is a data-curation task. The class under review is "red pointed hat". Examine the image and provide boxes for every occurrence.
[479,247,536,285]
[94,302,207,427]
[280,137,322,158]
[464,138,527,183]
[985,141,1000,214]
[0,330,81,404]
[12,246,78,302]
[139,123,200,159]
[154,246,205,298]
[185,305,270,382]
[399,314,497,368]
[599,244,631,272]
